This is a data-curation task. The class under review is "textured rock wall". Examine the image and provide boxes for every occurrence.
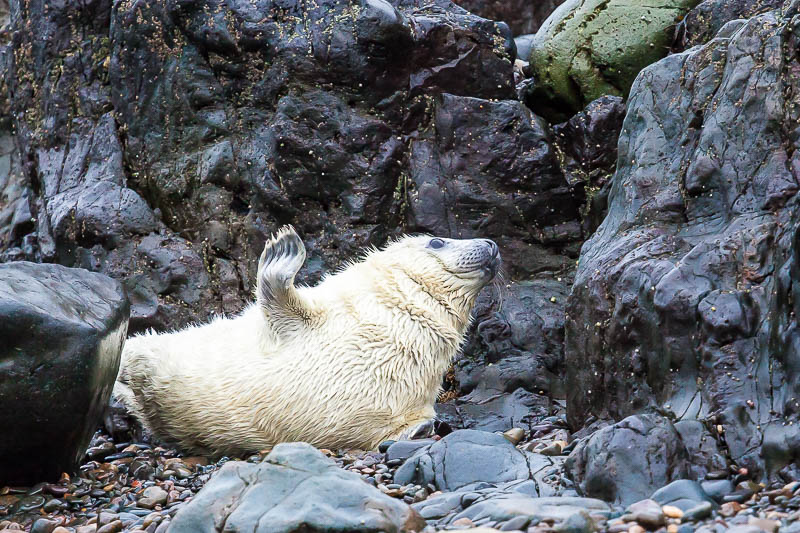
[565,0,800,480]
[0,0,617,415]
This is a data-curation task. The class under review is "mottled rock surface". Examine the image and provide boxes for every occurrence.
[0,262,128,485]
[169,443,425,533]
[565,0,800,482]
[527,0,699,120]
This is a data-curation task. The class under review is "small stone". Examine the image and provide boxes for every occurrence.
[682,501,713,521]
[378,441,395,453]
[96,520,123,533]
[747,518,778,533]
[539,442,564,456]
[53,528,71,533]
[627,499,665,528]
[98,512,118,528]
[667,525,678,533]
[628,526,646,533]
[720,501,742,517]
[31,518,61,533]
[662,505,684,519]
[503,428,525,445]
[452,517,475,527]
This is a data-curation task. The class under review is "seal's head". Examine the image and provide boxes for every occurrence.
[368,234,501,323]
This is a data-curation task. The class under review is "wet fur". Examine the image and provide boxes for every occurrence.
[114,227,496,455]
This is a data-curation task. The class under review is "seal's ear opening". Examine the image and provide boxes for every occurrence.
[257,226,313,324]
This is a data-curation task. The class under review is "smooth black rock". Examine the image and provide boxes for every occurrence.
[169,443,425,533]
[0,262,129,485]
[564,1,800,481]
[565,414,691,506]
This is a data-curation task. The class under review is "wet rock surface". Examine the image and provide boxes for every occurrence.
[674,0,783,49]
[565,0,800,482]
[169,443,425,533]
[0,262,129,485]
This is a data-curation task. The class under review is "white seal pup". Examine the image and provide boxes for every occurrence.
[114,226,500,455]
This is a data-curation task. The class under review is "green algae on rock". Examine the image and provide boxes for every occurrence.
[527,0,700,120]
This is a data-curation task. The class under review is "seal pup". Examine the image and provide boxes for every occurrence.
[115,226,500,455]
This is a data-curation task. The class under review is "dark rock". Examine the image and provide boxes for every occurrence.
[674,0,783,49]
[553,96,627,235]
[455,277,571,402]
[453,0,566,36]
[385,439,435,463]
[565,1,800,481]
[0,262,128,485]
[652,480,716,512]
[394,429,563,493]
[565,414,691,506]
[169,442,425,533]
[683,501,714,522]
[701,479,735,503]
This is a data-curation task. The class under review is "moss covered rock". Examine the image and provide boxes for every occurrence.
[528,0,699,120]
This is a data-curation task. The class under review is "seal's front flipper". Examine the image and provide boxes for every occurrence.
[257,225,314,329]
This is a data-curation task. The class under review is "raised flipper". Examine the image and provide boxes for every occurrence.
[257,225,315,330]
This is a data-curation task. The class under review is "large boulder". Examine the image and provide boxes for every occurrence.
[0,262,129,485]
[565,0,800,481]
[394,429,565,495]
[564,414,692,506]
[527,0,699,120]
[168,443,425,533]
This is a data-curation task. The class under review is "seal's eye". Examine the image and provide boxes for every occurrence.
[428,238,445,250]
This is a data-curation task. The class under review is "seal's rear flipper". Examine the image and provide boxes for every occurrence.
[257,225,315,328]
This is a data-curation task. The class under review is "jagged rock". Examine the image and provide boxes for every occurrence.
[564,0,800,480]
[0,262,129,484]
[674,0,783,49]
[527,0,699,120]
[169,443,425,533]
[453,0,566,36]
[394,429,564,494]
[564,415,691,506]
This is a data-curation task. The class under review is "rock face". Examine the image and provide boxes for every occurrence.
[453,0,566,36]
[0,262,128,485]
[565,0,800,482]
[0,0,601,427]
[527,0,699,120]
[394,430,565,495]
[168,443,425,533]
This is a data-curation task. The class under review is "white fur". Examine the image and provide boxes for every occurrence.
[115,229,495,455]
